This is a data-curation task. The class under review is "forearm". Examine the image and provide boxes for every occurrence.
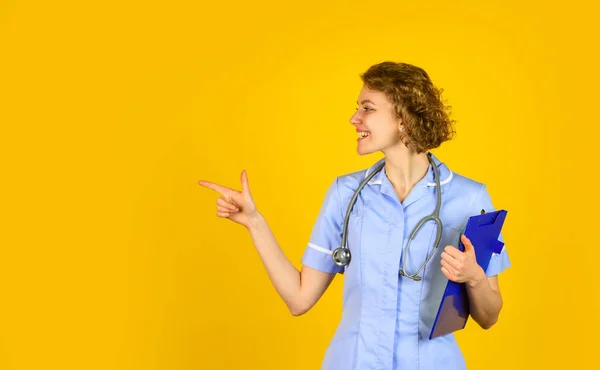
[246,213,303,313]
[466,269,503,329]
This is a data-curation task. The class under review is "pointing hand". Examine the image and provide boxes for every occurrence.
[198,170,260,229]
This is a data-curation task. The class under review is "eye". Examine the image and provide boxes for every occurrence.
[355,107,373,112]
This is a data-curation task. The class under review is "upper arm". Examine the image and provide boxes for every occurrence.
[301,177,345,275]
[296,265,337,314]
[487,275,504,312]
[296,178,345,314]
[487,275,500,293]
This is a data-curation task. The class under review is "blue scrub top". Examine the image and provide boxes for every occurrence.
[301,152,511,370]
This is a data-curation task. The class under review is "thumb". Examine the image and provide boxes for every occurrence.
[241,170,251,195]
[461,234,474,252]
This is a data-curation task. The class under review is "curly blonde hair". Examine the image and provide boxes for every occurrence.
[360,61,456,153]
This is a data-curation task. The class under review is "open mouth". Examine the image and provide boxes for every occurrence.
[357,131,371,140]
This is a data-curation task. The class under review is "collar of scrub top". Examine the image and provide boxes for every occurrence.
[363,152,454,208]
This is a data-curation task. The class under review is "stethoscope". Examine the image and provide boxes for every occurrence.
[331,152,443,281]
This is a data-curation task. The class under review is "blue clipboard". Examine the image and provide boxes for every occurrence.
[429,209,508,339]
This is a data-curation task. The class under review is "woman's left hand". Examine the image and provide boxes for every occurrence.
[440,235,486,287]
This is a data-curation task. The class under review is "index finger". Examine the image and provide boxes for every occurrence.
[198,180,235,195]
[443,245,464,259]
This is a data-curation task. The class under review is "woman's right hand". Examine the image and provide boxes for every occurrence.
[198,170,260,229]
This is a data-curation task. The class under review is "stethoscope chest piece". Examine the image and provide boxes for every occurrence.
[332,247,351,266]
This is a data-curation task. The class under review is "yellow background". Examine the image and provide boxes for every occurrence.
[1,0,598,369]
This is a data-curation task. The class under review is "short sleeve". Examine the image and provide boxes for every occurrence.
[474,184,511,277]
[301,177,345,274]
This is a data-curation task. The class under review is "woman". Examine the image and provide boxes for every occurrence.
[198,61,510,370]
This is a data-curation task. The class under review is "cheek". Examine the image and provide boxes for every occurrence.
[372,126,399,143]
[364,116,399,141]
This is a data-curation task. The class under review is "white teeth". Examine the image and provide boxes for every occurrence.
[358,132,370,138]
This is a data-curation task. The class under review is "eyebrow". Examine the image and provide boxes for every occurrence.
[357,99,376,105]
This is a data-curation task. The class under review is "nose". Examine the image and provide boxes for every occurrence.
[349,110,361,126]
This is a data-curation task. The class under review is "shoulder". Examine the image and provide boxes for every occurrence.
[335,157,385,191]
[449,170,485,197]
[337,169,367,192]
[312,167,369,216]
[333,159,381,201]
[447,170,496,214]
[317,164,372,217]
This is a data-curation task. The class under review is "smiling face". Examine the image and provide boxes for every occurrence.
[350,85,404,156]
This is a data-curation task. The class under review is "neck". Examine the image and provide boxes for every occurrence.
[383,145,430,193]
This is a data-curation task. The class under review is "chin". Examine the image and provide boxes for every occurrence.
[356,147,375,156]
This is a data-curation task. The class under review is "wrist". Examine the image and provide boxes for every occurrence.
[467,267,487,288]
[246,211,264,231]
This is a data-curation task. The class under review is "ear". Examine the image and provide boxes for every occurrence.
[397,121,404,133]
